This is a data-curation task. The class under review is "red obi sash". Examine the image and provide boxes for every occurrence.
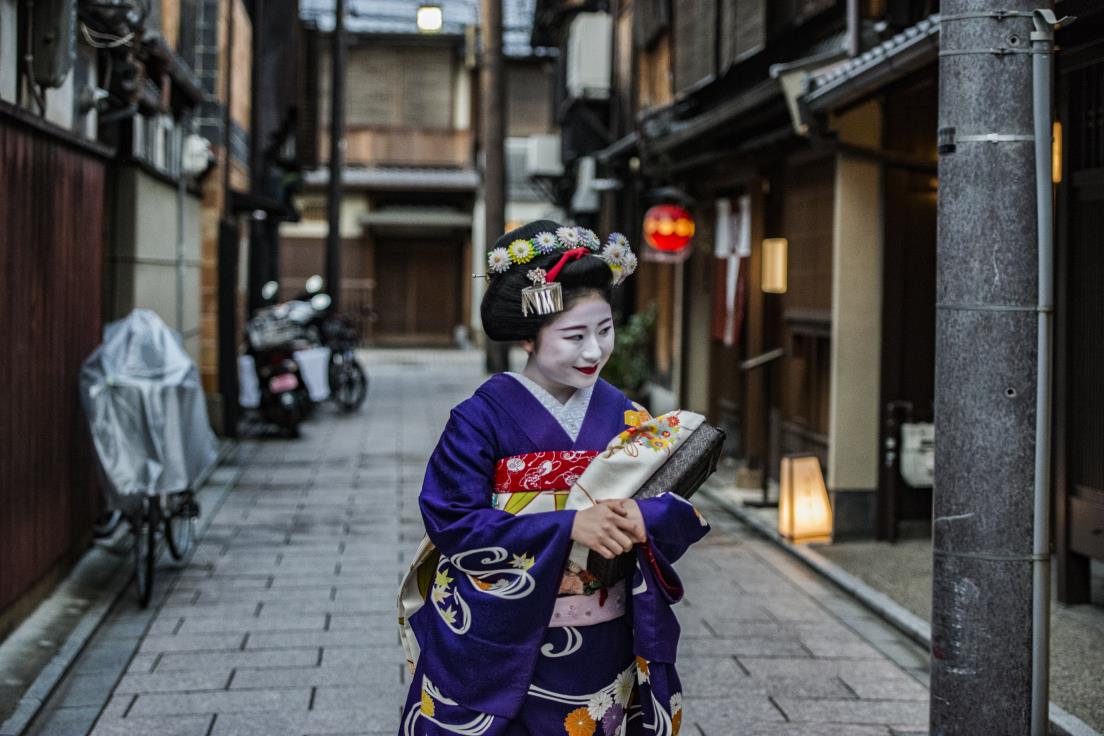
[493,450,597,493]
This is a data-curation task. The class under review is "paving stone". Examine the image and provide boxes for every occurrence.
[137,633,245,654]
[319,645,406,669]
[176,613,327,634]
[677,656,752,697]
[113,669,233,694]
[680,692,788,729]
[246,629,396,650]
[741,656,885,680]
[127,687,311,717]
[692,719,890,736]
[795,627,888,659]
[838,666,929,701]
[774,697,929,727]
[678,636,810,658]
[89,714,214,736]
[155,648,320,672]
[229,661,402,689]
[210,706,400,736]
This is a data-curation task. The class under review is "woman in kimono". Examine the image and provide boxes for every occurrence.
[399,220,710,736]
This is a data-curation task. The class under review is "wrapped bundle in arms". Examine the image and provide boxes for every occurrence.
[565,408,726,586]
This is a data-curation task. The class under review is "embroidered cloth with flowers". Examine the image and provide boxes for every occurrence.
[396,220,710,736]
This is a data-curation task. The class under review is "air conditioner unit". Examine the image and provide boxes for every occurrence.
[566,12,612,101]
[526,134,562,177]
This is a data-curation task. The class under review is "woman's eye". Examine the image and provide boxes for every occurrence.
[566,335,584,341]
[600,328,611,336]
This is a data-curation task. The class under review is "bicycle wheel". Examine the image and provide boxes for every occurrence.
[133,499,159,607]
[165,492,199,562]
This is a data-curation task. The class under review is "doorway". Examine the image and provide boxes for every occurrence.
[372,239,462,345]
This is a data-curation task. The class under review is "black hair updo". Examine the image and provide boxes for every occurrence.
[480,220,614,342]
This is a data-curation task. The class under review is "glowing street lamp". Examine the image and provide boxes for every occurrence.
[416,3,443,32]
[777,455,833,543]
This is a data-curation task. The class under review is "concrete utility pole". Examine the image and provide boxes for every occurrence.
[481,0,509,373]
[931,2,1052,733]
[325,0,346,309]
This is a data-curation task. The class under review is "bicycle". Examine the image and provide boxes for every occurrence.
[323,313,368,412]
[130,491,201,607]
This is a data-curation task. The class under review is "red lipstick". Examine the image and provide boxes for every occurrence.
[574,365,598,376]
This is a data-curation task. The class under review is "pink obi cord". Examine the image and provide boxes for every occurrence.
[548,580,627,628]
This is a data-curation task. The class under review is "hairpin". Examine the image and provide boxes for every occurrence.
[520,268,562,317]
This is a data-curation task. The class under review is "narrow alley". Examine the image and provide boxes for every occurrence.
[28,350,929,736]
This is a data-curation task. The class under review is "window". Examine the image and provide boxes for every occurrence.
[320,45,455,130]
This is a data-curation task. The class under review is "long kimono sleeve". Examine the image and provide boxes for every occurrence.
[637,492,711,565]
[630,493,710,731]
[410,400,577,717]
[419,405,576,561]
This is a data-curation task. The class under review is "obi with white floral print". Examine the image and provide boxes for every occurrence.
[491,450,597,514]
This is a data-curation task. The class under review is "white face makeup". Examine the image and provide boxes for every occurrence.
[522,294,615,403]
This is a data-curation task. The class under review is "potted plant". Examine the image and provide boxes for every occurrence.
[602,303,657,405]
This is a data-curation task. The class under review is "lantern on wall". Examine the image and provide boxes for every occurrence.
[643,204,695,253]
[777,455,833,542]
[761,237,788,294]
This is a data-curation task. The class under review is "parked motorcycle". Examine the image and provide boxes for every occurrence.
[244,297,314,437]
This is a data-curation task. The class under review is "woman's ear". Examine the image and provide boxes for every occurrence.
[521,338,535,354]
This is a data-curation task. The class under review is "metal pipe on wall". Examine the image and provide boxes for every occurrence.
[1029,12,1072,734]
[325,0,346,310]
[847,0,861,57]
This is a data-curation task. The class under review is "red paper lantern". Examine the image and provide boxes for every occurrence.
[643,204,696,253]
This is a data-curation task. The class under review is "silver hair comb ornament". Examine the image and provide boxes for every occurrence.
[520,268,563,317]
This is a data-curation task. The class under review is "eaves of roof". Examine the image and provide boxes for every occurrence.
[802,15,940,113]
[595,131,639,164]
[304,166,481,192]
[645,78,785,155]
[360,207,473,229]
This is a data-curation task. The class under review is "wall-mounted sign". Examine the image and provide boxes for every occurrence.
[643,204,695,253]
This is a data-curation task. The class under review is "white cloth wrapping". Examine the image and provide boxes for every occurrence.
[563,409,705,570]
[292,346,332,402]
[238,355,261,409]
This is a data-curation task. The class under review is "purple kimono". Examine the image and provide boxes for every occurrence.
[400,374,709,735]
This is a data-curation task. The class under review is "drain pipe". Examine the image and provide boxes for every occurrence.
[847,0,861,57]
[1029,9,1072,736]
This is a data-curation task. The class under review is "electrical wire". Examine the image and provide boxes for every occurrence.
[81,22,134,49]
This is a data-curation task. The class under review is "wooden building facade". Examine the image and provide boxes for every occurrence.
[0,112,107,634]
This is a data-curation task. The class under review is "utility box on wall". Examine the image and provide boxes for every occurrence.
[32,0,77,88]
[566,12,612,100]
[0,0,17,101]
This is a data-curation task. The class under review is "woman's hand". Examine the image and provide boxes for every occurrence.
[570,501,647,560]
[605,499,646,545]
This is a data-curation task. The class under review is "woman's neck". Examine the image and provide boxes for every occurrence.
[520,359,576,405]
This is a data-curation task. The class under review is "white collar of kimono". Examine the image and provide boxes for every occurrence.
[505,372,594,443]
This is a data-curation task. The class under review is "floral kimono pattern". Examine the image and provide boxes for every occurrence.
[399,374,709,735]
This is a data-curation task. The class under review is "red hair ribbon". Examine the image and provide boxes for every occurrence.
[545,247,590,283]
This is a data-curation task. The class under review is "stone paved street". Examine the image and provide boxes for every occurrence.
[29,349,931,735]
